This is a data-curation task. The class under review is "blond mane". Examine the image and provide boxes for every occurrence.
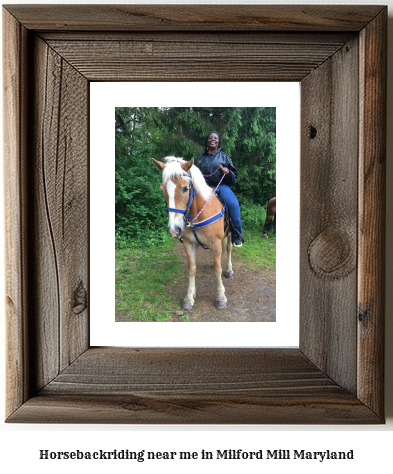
[161,156,213,201]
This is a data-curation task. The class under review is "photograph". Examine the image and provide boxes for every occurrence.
[115,107,276,322]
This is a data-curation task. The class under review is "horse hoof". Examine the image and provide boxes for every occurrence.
[182,302,194,311]
[263,233,269,238]
[215,300,227,310]
[225,271,234,279]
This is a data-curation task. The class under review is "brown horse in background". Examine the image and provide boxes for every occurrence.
[263,196,276,237]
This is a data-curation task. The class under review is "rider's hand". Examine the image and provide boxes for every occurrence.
[220,166,229,175]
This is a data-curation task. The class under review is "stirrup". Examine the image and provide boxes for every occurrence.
[230,219,244,243]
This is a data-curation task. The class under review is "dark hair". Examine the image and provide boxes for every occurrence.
[204,131,222,151]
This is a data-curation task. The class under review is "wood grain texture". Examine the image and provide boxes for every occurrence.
[43,348,341,395]
[3,5,386,424]
[357,9,387,416]
[46,37,348,82]
[300,36,359,393]
[9,392,378,425]
[30,36,89,391]
[3,5,384,31]
[40,31,354,44]
[7,348,379,424]
[3,8,30,418]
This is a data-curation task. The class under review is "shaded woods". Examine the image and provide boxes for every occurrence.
[115,107,276,248]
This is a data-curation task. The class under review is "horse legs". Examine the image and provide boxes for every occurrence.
[223,236,234,279]
[182,240,197,310]
[263,217,271,237]
[211,242,227,310]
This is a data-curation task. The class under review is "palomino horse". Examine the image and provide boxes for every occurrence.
[263,196,276,237]
[153,156,233,310]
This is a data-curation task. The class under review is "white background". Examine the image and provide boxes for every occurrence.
[1,0,392,472]
[90,82,300,347]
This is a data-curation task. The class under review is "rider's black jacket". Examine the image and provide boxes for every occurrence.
[194,148,238,187]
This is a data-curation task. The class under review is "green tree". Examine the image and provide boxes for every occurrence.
[115,107,276,247]
[115,108,169,246]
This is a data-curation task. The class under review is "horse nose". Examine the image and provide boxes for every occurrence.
[168,225,176,237]
[168,225,181,238]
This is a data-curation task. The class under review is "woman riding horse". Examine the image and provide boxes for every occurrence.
[153,156,234,310]
[194,131,244,247]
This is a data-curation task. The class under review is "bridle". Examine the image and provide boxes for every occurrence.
[166,171,196,222]
[166,169,226,249]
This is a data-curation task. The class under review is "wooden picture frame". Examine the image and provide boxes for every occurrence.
[3,5,386,424]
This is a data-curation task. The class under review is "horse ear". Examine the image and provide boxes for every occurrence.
[152,158,165,171]
[181,159,194,172]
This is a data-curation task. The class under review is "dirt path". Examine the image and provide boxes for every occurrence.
[167,245,276,322]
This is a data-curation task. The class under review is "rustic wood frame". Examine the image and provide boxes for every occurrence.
[3,5,386,424]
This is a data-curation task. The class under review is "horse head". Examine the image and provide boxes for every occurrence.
[153,157,194,238]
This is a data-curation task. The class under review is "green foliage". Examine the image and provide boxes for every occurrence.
[239,197,266,231]
[115,107,276,247]
[115,107,171,247]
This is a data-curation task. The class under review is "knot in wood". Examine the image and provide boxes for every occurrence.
[72,281,87,315]
[309,125,317,139]
[358,307,370,325]
[308,228,355,279]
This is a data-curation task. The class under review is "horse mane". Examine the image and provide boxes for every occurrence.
[161,156,212,201]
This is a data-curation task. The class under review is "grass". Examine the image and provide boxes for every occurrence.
[235,229,276,269]
[115,228,275,322]
[115,239,183,322]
